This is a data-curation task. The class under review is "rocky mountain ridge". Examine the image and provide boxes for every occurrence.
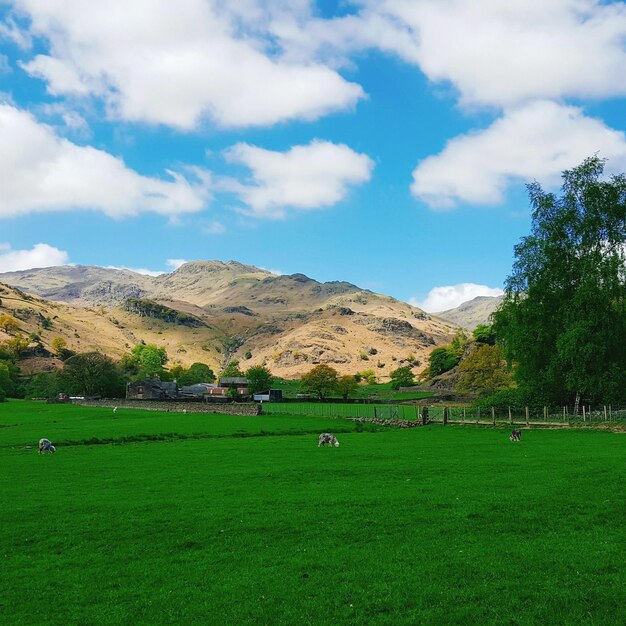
[0,261,460,379]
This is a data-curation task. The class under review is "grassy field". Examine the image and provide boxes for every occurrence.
[272,378,432,401]
[1,401,625,625]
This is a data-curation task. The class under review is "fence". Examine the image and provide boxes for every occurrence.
[261,401,626,426]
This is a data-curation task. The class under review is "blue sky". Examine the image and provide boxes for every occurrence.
[2,1,626,311]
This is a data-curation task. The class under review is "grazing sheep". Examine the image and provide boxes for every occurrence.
[509,429,522,442]
[38,438,56,454]
[318,433,340,447]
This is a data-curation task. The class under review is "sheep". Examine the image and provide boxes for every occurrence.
[38,438,56,454]
[113,406,118,413]
[509,429,522,442]
[318,433,340,447]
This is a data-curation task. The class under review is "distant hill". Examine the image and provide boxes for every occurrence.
[435,295,504,331]
[0,261,460,379]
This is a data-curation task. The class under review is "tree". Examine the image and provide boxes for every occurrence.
[51,336,67,355]
[456,344,513,395]
[60,352,125,397]
[178,362,216,385]
[299,364,338,399]
[493,157,626,404]
[124,343,168,378]
[389,366,415,390]
[357,369,377,384]
[222,360,243,378]
[426,347,460,377]
[0,314,19,334]
[245,365,273,395]
[336,375,358,399]
[1,334,31,358]
[473,324,496,345]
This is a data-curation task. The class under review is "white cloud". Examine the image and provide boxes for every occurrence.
[0,15,32,49]
[202,221,226,235]
[166,258,188,270]
[411,283,504,313]
[411,101,626,208]
[15,0,364,129]
[0,243,70,272]
[222,140,374,218]
[0,103,210,219]
[295,0,626,109]
[0,54,11,75]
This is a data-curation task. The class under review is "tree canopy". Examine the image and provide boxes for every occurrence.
[60,352,125,397]
[245,365,274,395]
[389,366,415,389]
[493,157,626,404]
[299,364,338,399]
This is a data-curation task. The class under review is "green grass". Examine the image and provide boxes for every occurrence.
[1,400,625,625]
[272,378,432,401]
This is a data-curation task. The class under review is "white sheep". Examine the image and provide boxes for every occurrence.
[318,433,340,447]
[38,438,56,454]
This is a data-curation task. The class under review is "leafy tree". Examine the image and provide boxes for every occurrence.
[389,366,415,390]
[493,157,626,404]
[179,362,216,385]
[456,344,514,395]
[25,371,62,398]
[123,343,168,378]
[60,352,125,397]
[1,334,31,358]
[357,369,377,384]
[427,347,460,377]
[450,329,469,357]
[222,360,244,378]
[245,365,273,395]
[0,314,19,334]
[0,362,12,397]
[473,324,496,345]
[336,375,358,399]
[299,364,338,399]
[51,336,68,355]
[226,387,240,401]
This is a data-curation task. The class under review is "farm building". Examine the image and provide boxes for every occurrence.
[126,380,179,400]
[179,383,217,399]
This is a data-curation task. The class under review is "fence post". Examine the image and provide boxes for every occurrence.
[509,406,512,425]
[443,407,448,425]
[492,406,496,426]
[462,407,466,423]
[421,406,429,426]
[604,405,607,421]
[525,406,529,426]
[477,407,480,424]
[609,405,612,420]
[582,405,586,422]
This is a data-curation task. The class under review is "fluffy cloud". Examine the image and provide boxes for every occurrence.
[222,140,374,218]
[411,101,626,208]
[285,0,626,109]
[0,243,69,272]
[0,104,210,218]
[14,0,363,129]
[412,283,504,313]
[166,259,188,270]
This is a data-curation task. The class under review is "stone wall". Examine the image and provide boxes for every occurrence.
[74,399,261,416]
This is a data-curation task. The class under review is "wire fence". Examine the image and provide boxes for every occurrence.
[260,401,626,425]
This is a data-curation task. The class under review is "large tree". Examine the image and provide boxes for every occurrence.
[493,157,626,405]
[60,352,125,397]
[245,365,273,395]
[299,364,338,399]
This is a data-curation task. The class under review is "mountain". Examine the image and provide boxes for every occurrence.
[435,295,504,331]
[0,261,460,379]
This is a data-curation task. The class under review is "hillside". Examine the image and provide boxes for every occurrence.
[435,295,504,330]
[0,261,460,379]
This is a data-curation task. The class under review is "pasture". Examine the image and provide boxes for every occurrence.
[1,401,625,625]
